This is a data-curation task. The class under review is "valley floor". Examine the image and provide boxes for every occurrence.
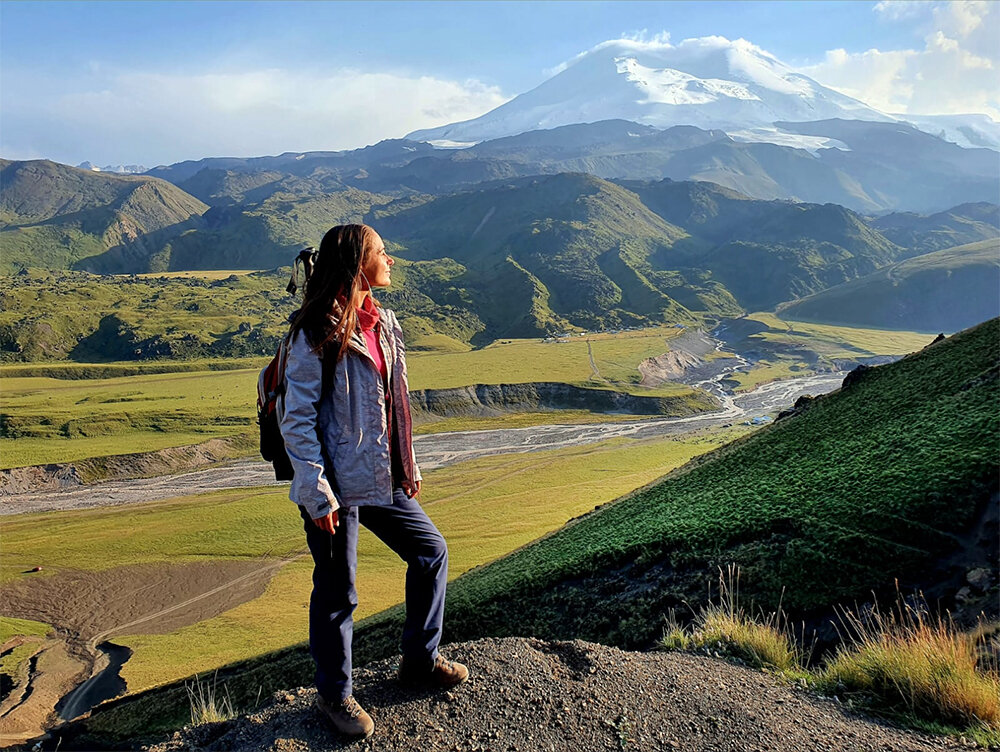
[0,371,845,516]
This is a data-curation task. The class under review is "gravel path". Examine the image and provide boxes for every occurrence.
[143,637,955,752]
[1,373,845,516]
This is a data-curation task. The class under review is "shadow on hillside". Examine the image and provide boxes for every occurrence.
[72,216,206,274]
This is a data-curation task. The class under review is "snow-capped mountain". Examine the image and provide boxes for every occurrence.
[76,161,147,174]
[408,37,893,147]
[892,113,1000,150]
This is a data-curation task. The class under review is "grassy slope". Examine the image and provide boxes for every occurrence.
[744,313,939,357]
[776,239,1000,333]
[73,318,998,744]
[0,268,298,362]
[0,160,209,274]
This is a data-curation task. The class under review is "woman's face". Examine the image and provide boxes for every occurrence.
[362,232,394,288]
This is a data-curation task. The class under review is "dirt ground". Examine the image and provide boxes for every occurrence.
[2,560,279,641]
[0,559,286,746]
[138,637,959,752]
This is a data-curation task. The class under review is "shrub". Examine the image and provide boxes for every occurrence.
[821,597,1000,731]
[661,566,805,673]
[185,672,236,725]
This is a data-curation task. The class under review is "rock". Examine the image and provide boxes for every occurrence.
[955,586,974,604]
[966,567,993,592]
[841,364,872,390]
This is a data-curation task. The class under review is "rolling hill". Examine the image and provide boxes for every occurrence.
[0,160,208,274]
[778,239,1000,332]
[870,202,1000,256]
[2,158,995,352]
[68,317,999,745]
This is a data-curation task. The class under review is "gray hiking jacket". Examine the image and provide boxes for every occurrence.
[279,305,421,519]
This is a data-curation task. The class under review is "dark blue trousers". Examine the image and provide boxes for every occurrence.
[299,488,448,702]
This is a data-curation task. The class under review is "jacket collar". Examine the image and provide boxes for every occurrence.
[326,298,393,381]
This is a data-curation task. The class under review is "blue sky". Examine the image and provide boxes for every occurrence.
[2,1,997,166]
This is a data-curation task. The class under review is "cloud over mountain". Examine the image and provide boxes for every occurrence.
[803,0,999,119]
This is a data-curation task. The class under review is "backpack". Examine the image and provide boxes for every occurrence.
[257,335,294,481]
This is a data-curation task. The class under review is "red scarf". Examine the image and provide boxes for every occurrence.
[356,295,387,382]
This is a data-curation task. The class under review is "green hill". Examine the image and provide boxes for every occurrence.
[376,173,707,337]
[379,174,904,329]
[72,318,998,745]
[777,239,1000,332]
[0,160,208,273]
[620,179,902,311]
[0,269,298,362]
[870,202,999,257]
[1,159,986,344]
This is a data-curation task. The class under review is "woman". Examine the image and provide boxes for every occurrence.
[280,224,467,739]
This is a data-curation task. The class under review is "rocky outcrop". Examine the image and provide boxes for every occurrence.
[408,382,716,418]
[0,434,255,496]
[638,350,704,385]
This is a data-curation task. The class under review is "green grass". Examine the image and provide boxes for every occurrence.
[0,616,52,702]
[777,239,1000,334]
[0,358,270,380]
[2,429,740,692]
[745,312,936,360]
[132,270,258,280]
[0,326,704,468]
[0,615,52,642]
[724,359,804,393]
[0,369,262,468]
[407,327,690,390]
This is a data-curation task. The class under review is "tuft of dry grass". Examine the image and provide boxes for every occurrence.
[661,566,805,673]
[185,672,236,725]
[822,597,1000,731]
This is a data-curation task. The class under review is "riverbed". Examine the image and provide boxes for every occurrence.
[1,371,845,516]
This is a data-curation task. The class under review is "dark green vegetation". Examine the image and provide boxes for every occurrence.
[4,158,996,354]
[68,318,998,746]
[780,239,1000,333]
[0,269,297,361]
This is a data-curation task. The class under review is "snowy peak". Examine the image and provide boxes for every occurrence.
[615,57,761,105]
[75,162,148,174]
[407,36,891,146]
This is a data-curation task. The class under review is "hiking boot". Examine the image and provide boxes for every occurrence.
[316,694,374,738]
[398,653,469,688]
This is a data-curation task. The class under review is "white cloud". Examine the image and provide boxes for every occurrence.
[1,66,509,166]
[802,1,1000,118]
[873,1,938,22]
[938,0,989,36]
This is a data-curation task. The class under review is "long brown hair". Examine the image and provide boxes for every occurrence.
[289,224,377,362]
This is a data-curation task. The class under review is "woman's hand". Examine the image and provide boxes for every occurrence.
[312,509,339,535]
[402,480,421,498]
